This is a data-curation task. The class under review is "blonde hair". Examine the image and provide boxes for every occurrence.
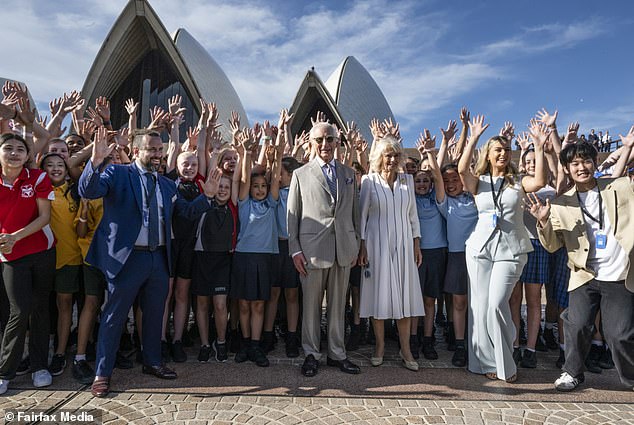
[368,135,404,173]
[473,135,518,186]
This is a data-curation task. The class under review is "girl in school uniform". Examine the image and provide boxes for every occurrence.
[192,164,239,363]
[231,113,287,367]
[163,151,205,362]
[40,153,82,377]
[411,148,448,361]
[262,156,302,357]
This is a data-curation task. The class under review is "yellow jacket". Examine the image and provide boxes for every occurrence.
[537,177,634,293]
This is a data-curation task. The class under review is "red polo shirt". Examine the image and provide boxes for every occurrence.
[0,168,55,262]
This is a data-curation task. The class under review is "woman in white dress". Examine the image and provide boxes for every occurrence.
[357,135,424,371]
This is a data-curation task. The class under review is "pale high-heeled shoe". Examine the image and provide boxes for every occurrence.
[399,351,419,371]
[370,356,383,367]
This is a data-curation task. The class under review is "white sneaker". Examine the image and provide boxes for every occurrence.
[32,369,52,388]
[554,371,584,391]
[0,379,9,394]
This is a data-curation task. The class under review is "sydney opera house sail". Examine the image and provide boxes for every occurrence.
[324,56,395,144]
[288,70,347,138]
[82,0,247,136]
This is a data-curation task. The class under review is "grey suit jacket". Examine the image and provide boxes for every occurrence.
[287,159,360,269]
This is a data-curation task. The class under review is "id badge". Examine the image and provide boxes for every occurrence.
[491,213,498,229]
[595,231,607,249]
[143,210,149,228]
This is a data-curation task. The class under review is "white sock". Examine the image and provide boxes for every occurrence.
[591,340,603,346]
[525,348,535,353]
[545,322,555,330]
[75,354,86,362]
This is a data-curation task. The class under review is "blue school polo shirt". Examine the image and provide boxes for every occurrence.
[416,191,447,249]
[437,192,478,253]
[236,194,279,254]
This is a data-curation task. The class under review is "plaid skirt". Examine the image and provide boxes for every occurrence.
[549,247,570,308]
[519,239,550,284]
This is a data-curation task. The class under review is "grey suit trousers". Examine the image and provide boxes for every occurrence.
[301,264,351,361]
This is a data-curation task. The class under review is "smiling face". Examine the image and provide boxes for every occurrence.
[405,158,418,175]
[177,153,198,181]
[442,168,464,197]
[138,135,164,172]
[414,171,432,195]
[250,174,268,201]
[0,137,28,171]
[65,136,85,156]
[220,150,238,174]
[42,155,67,186]
[565,155,596,187]
[216,176,231,204]
[381,148,401,174]
[310,123,338,163]
[487,139,511,172]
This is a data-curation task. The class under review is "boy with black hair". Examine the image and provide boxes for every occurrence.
[529,132,634,392]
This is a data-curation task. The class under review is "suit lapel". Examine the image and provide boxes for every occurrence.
[158,176,173,222]
[310,159,332,196]
[128,163,143,213]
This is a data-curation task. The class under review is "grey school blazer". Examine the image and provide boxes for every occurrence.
[287,158,360,269]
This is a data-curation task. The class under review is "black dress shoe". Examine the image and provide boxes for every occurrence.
[326,357,360,374]
[142,364,177,379]
[91,376,110,398]
[301,354,319,377]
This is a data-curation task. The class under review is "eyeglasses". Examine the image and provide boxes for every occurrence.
[312,136,336,144]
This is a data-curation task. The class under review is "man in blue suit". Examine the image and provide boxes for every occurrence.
[79,128,216,397]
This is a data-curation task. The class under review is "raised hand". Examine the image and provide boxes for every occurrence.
[78,120,97,143]
[202,167,223,198]
[499,121,515,142]
[528,119,551,150]
[125,98,138,116]
[86,107,104,127]
[415,129,436,155]
[186,126,200,150]
[90,126,114,167]
[383,118,401,140]
[95,96,111,123]
[209,129,224,151]
[536,108,558,128]
[468,114,489,139]
[563,122,580,146]
[206,102,219,126]
[440,120,457,141]
[369,117,385,140]
[229,110,241,132]
[148,106,169,131]
[618,124,634,148]
[114,127,131,147]
[516,131,532,151]
[16,97,35,126]
[168,94,185,116]
[310,111,327,126]
[525,192,551,224]
[460,107,470,125]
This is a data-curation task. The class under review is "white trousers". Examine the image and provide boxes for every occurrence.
[466,248,527,380]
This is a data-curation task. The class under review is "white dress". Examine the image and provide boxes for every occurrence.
[359,172,425,319]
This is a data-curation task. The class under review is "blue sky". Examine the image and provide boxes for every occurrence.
[1,0,633,147]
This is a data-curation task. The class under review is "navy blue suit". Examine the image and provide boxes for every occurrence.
[79,161,211,377]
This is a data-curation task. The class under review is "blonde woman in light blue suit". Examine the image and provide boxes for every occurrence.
[457,115,549,383]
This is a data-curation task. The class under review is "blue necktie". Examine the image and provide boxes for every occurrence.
[145,173,159,250]
[324,163,337,200]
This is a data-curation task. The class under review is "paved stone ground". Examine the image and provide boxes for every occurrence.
[1,334,633,424]
[1,391,634,424]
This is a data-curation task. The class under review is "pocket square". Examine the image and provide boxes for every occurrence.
[346,177,353,184]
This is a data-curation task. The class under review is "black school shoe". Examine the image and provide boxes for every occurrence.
[213,340,228,362]
[198,345,211,363]
[409,335,420,360]
[72,359,94,385]
[598,346,615,369]
[556,348,565,369]
[451,345,467,367]
[520,349,537,368]
[585,344,603,374]
[543,327,559,350]
[285,332,300,358]
[171,340,187,363]
[513,347,522,365]
[248,343,270,367]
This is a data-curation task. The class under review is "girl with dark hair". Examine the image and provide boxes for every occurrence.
[0,133,56,394]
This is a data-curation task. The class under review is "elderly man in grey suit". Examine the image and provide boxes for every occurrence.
[287,122,361,376]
